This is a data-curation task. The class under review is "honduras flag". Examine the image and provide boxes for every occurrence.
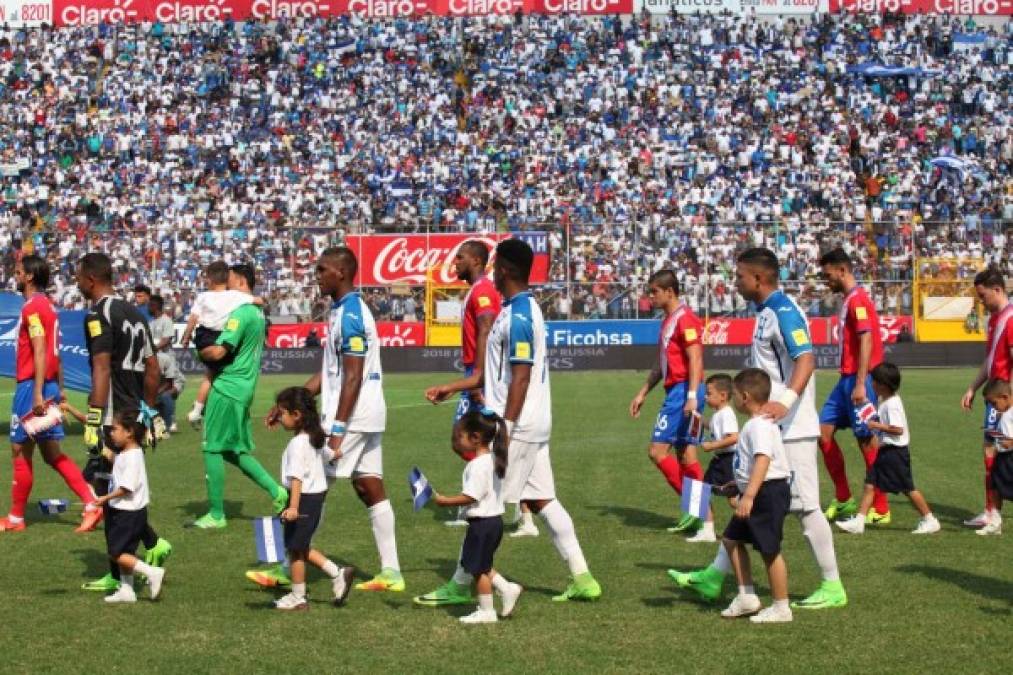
[389,179,413,198]
[680,479,711,521]
[409,467,433,512]
[253,517,286,564]
[334,38,356,56]
[38,499,69,515]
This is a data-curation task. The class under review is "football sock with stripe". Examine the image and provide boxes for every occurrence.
[656,455,683,494]
[713,543,732,575]
[368,499,400,571]
[819,438,852,502]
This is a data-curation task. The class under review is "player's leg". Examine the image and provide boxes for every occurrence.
[38,439,103,532]
[504,438,540,537]
[522,442,600,601]
[347,433,403,591]
[785,438,847,609]
[678,384,706,483]
[649,384,687,498]
[209,394,286,511]
[978,450,1009,536]
[193,450,228,528]
[818,377,857,519]
[225,451,287,508]
[1,440,34,532]
[968,404,1001,527]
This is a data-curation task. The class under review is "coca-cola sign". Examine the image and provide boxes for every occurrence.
[344,232,549,286]
[267,321,424,348]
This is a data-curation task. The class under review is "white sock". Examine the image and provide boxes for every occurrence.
[6,514,23,524]
[120,573,134,590]
[133,561,154,577]
[799,509,840,582]
[452,567,474,586]
[292,582,306,599]
[712,544,732,575]
[192,401,204,414]
[478,593,494,613]
[538,500,589,577]
[491,573,510,594]
[321,560,340,578]
[773,598,790,611]
[738,585,755,596]
[368,500,400,571]
[699,521,715,534]
[520,511,535,528]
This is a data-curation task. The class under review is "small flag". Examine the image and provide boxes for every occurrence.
[253,517,285,564]
[38,499,69,515]
[855,401,879,425]
[686,411,704,445]
[680,478,711,521]
[409,467,433,512]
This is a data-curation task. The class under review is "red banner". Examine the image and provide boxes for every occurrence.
[267,321,424,348]
[51,0,631,25]
[702,316,913,346]
[344,232,549,286]
[828,0,1012,14]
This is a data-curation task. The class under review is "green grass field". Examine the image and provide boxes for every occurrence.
[0,369,1011,674]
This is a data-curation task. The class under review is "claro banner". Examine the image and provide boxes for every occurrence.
[50,0,631,25]
[828,0,1012,14]
[638,0,818,13]
[344,232,549,286]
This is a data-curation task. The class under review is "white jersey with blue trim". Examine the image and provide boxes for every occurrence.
[483,290,551,443]
[321,291,385,433]
[750,289,819,441]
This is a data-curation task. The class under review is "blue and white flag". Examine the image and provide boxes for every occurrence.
[680,478,711,521]
[409,467,433,512]
[389,179,413,198]
[334,38,356,56]
[38,499,69,515]
[253,517,286,564]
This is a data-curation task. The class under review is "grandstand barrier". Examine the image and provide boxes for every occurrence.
[171,342,985,375]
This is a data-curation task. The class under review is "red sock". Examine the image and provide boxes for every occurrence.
[10,456,34,519]
[861,447,890,514]
[819,438,852,502]
[985,455,996,511]
[683,461,703,482]
[47,454,95,506]
[656,456,683,495]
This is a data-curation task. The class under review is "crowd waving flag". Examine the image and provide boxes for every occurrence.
[409,467,433,512]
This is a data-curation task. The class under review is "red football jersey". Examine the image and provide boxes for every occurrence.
[660,303,703,388]
[16,294,60,382]
[986,303,1013,381]
[461,276,501,367]
[838,286,883,376]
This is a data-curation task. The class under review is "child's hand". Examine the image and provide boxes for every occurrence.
[432,491,445,507]
[735,495,754,519]
[280,507,299,522]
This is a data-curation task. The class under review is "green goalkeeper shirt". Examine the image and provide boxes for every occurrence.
[211,303,265,407]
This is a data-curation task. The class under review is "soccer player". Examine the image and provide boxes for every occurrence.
[190,263,289,530]
[75,253,172,592]
[0,255,102,534]
[422,240,507,529]
[629,269,706,534]
[451,239,601,601]
[817,249,890,524]
[960,267,1013,533]
[670,248,847,611]
[259,247,403,593]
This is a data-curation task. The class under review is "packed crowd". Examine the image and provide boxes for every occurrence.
[0,10,1010,318]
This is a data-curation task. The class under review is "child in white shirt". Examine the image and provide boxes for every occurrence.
[687,374,741,544]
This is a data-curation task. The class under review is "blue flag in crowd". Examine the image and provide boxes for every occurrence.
[38,499,69,515]
[409,467,432,512]
[681,478,711,521]
[253,517,285,564]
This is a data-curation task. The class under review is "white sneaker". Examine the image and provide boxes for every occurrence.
[912,516,941,535]
[750,604,793,623]
[444,519,469,528]
[459,608,498,624]
[720,593,762,618]
[509,523,540,538]
[146,567,165,600]
[508,505,523,525]
[976,515,1002,536]
[963,511,989,528]
[274,592,308,611]
[104,587,137,604]
[168,423,178,434]
[835,515,865,534]
[498,583,523,618]
[686,523,717,543]
[187,407,203,430]
[332,566,355,606]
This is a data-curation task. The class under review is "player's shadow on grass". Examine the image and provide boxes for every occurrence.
[923,502,977,527]
[593,504,672,530]
[176,499,244,521]
[896,564,1012,613]
[71,547,112,579]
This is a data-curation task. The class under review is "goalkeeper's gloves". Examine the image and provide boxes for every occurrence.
[84,407,105,455]
[139,402,168,449]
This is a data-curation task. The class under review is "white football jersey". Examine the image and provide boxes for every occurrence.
[483,291,551,443]
[877,395,910,447]
[320,292,385,433]
[749,289,819,441]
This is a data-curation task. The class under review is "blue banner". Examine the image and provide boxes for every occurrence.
[545,320,660,347]
[0,293,91,393]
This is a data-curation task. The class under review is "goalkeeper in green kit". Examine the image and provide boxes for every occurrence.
[190,264,287,529]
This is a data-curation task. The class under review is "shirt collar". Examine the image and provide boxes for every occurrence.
[503,290,531,307]
[332,290,359,310]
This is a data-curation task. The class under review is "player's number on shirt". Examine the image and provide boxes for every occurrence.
[655,413,669,431]
[121,321,149,372]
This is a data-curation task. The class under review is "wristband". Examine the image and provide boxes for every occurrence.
[86,407,105,426]
[777,389,799,410]
[686,391,697,400]
[330,421,347,436]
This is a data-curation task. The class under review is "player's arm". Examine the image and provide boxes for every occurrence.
[504,363,531,432]
[204,308,245,363]
[853,330,873,404]
[963,362,990,410]
[630,359,662,419]
[735,453,770,519]
[703,431,739,453]
[683,341,703,416]
[425,313,495,402]
[328,310,369,455]
[29,328,48,415]
[760,309,815,421]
